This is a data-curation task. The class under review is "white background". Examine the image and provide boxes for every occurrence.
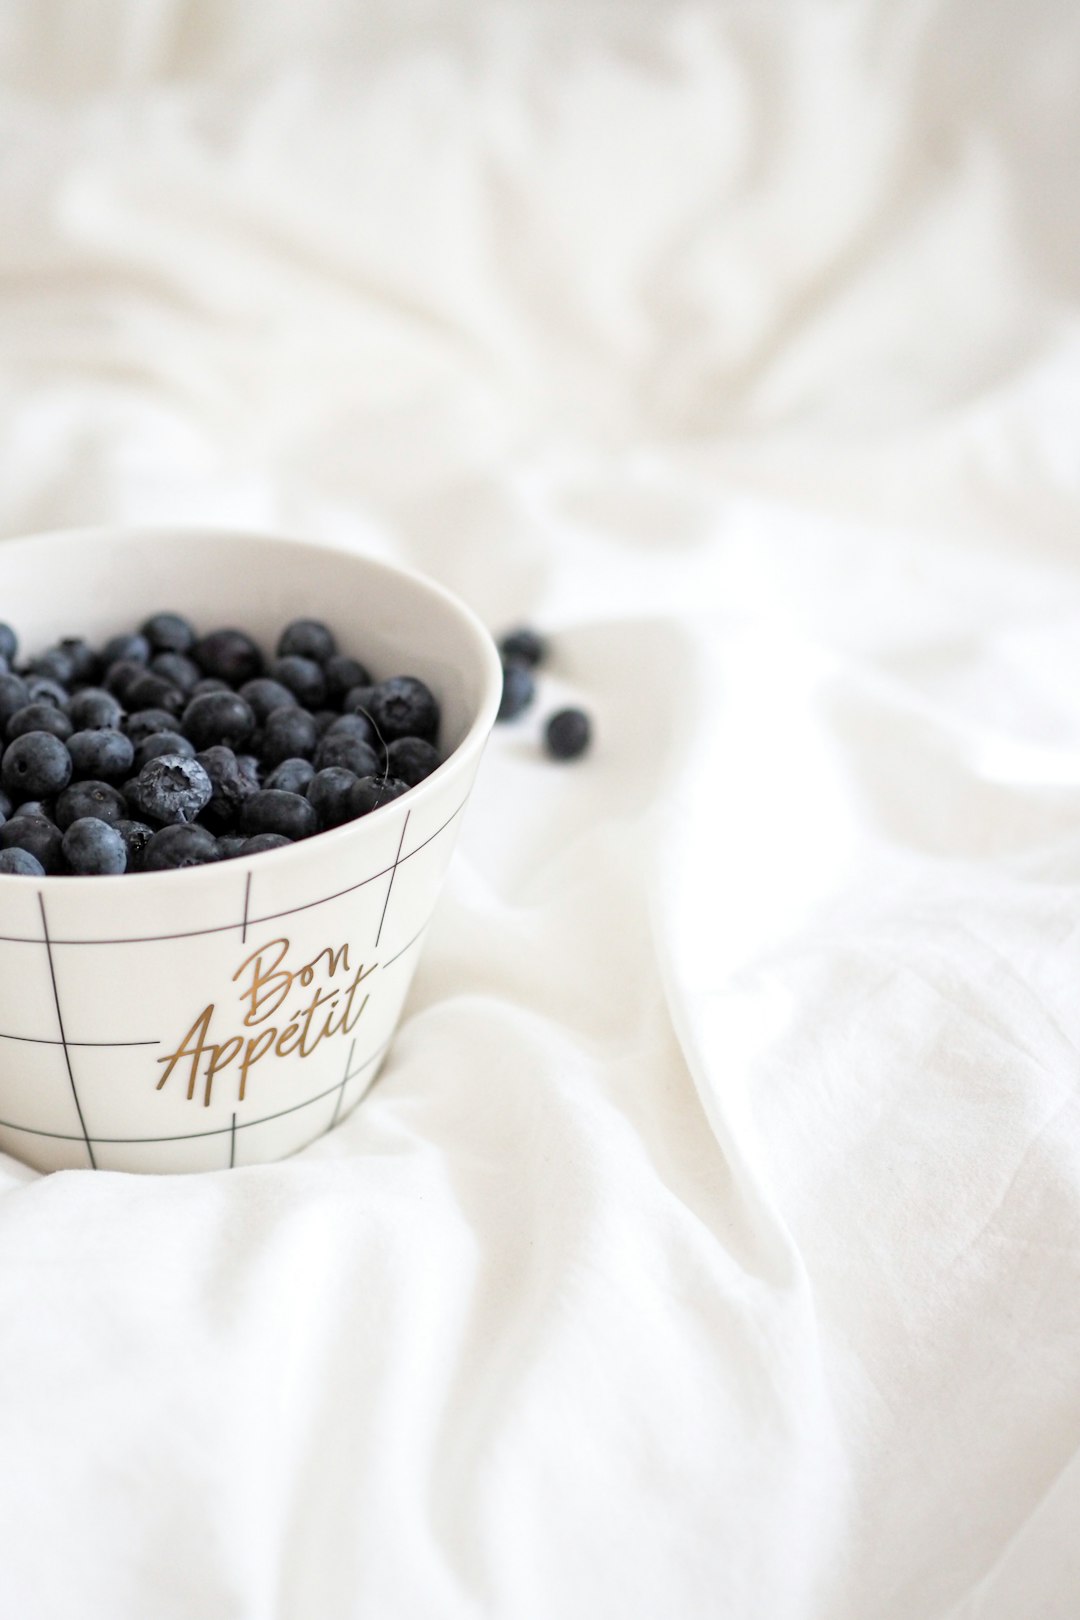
[0,2,1078,1615]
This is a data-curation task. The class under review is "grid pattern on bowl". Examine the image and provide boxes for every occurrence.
[0,790,470,1173]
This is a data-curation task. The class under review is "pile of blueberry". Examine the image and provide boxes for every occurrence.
[0,614,443,876]
[495,627,592,760]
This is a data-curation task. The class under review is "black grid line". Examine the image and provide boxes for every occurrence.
[0,1032,159,1048]
[0,1037,390,1147]
[0,794,470,947]
[241,872,252,944]
[328,1038,355,1133]
[332,1087,378,1136]
[375,810,410,949]
[380,920,430,971]
[37,893,96,1170]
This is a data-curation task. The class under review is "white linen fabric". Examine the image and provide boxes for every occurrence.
[1,2,1079,1615]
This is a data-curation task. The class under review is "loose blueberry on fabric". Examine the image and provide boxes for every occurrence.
[498,626,547,669]
[0,615,443,876]
[544,708,591,760]
[496,661,535,723]
[494,622,594,762]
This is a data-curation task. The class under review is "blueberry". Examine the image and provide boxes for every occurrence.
[62,817,127,876]
[0,789,11,820]
[181,691,256,751]
[325,710,377,748]
[57,637,101,685]
[68,687,124,730]
[235,754,262,790]
[116,819,154,867]
[348,775,410,817]
[24,676,69,708]
[240,789,319,841]
[324,654,371,703]
[498,626,546,669]
[0,847,45,877]
[343,684,377,719]
[0,674,30,727]
[151,651,201,693]
[191,676,232,697]
[0,815,63,874]
[261,706,318,765]
[277,619,337,663]
[364,676,439,743]
[66,728,135,782]
[543,707,591,760]
[127,755,213,825]
[7,702,73,742]
[55,780,127,831]
[124,707,181,744]
[14,801,50,821]
[105,658,151,703]
[264,757,316,795]
[29,647,76,687]
[268,655,326,709]
[313,708,341,736]
[133,730,195,772]
[386,737,442,786]
[141,612,196,654]
[1,732,72,799]
[242,833,293,855]
[141,823,220,871]
[496,661,535,722]
[238,678,297,725]
[124,671,185,716]
[0,624,17,664]
[306,767,359,829]
[102,632,150,667]
[215,834,249,860]
[193,628,263,685]
[313,732,380,777]
[194,746,257,830]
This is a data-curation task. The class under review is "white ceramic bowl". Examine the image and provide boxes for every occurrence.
[0,526,502,1174]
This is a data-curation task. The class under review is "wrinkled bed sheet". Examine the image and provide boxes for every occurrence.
[0,2,1078,1615]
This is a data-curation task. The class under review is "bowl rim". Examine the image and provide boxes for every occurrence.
[0,523,503,888]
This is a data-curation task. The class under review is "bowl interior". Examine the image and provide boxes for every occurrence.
[0,527,501,759]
